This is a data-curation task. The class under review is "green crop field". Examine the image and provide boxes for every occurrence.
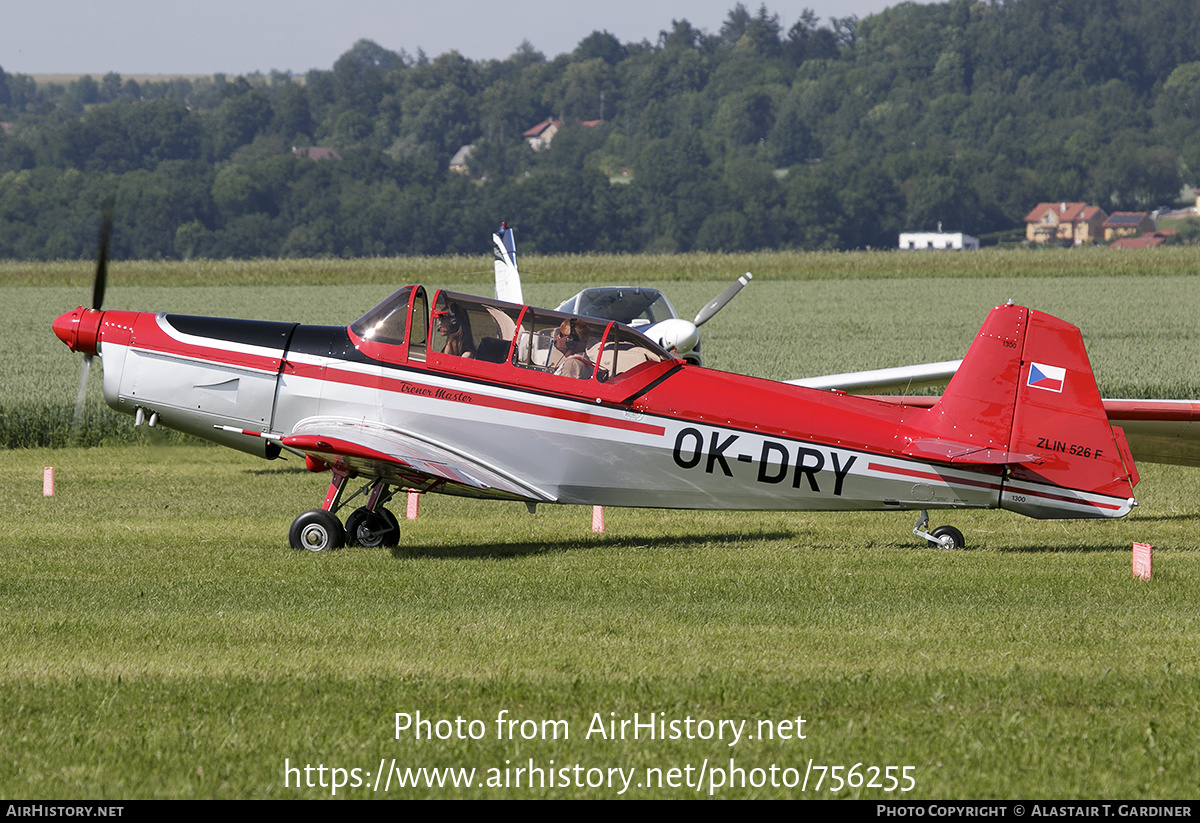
[3,248,1200,799]
[8,246,1200,448]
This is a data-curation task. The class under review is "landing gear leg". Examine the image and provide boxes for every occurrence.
[913,510,965,550]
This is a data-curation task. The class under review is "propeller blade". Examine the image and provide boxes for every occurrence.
[74,199,114,432]
[693,272,753,327]
[73,354,93,429]
[92,197,115,311]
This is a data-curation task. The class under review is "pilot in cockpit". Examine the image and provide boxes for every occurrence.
[552,318,594,379]
[433,302,476,359]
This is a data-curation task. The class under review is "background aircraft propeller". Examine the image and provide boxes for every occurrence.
[693,272,752,327]
[73,198,114,429]
[648,272,753,363]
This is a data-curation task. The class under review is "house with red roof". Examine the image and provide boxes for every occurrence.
[523,119,561,152]
[1024,202,1108,245]
[522,119,603,152]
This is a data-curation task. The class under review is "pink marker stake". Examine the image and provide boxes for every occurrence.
[1133,542,1152,580]
[592,505,605,533]
[43,467,54,497]
[406,491,420,520]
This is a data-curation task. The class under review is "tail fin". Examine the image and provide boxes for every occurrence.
[493,223,522,304]
[916,303,1137,519]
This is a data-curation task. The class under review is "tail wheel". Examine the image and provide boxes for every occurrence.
[345,507,400,548]
[289,509,345,552]
[928,525,965,550]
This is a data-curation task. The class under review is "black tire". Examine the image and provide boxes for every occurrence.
[344,507,400,548]
[289,509,345,552]
[928,525,965,550]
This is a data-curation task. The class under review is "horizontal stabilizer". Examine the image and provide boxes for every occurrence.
[1104,399,1200,467]
[902,438,1040,466]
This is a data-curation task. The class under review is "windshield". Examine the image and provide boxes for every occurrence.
[350,286,415,345]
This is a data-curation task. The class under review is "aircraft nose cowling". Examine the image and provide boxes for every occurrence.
[53,307,103,355]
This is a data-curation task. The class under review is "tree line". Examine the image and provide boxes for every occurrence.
[1,0,1199,260]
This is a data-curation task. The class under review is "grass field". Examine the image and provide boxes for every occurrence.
[3,249,1200,798]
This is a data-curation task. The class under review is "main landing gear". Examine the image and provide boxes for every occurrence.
[288,469,402,551]
[912,510,965,550]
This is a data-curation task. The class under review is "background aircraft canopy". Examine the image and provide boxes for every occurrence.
[557,287,678,328]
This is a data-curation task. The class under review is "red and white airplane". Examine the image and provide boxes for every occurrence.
[53,265,1141,551]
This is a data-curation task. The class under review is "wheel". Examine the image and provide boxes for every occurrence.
[289,509,345,552]
[928,525,965,550]
[344,506,400,548]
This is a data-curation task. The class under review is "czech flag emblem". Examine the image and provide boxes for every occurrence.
[1027,362,1065,393]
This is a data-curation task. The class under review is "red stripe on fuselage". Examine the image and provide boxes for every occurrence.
[123,313,286,375]
[1004,484,1125,512]
[282,434,405,465]
[868,461,1122,511]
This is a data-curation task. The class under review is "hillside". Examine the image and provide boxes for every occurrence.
[2,0,1199,259]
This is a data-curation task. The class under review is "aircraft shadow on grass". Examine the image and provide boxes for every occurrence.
[1000,543,1142,555]
[384,530,798,560]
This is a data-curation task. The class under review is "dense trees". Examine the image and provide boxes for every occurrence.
[1,0,1198,260]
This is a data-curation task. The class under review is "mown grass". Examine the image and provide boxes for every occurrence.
[2,447,1198,798]
[5,250,1200,798]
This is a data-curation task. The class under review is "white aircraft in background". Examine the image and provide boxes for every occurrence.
[492,223,751,366]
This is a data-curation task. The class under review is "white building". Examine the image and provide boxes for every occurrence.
[898,230,980,251]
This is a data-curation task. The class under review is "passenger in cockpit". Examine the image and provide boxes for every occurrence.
[552,318,594,379]
[434,302,476,358]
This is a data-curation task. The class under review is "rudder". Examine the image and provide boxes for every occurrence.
[1003,308,1137,518]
